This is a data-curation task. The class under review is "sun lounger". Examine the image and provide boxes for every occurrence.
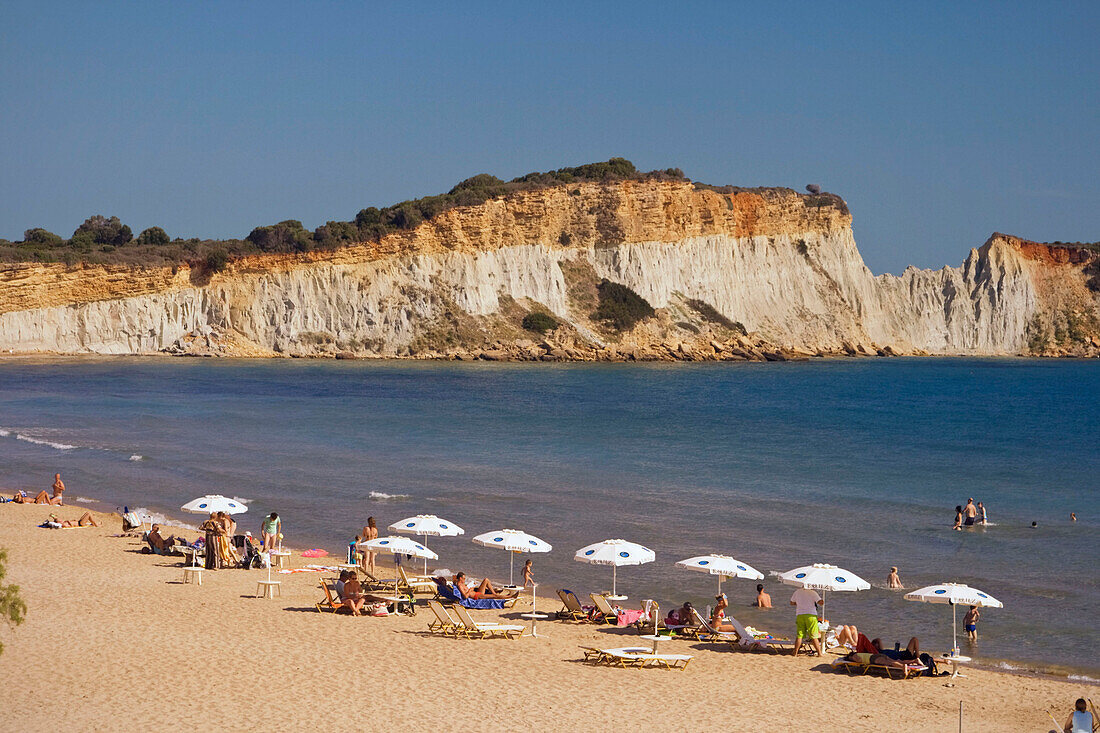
[591,647,693,670]
[724,615,795,653]
[589,594,623,625]
[687,608,740,647]
[451,605,523,640]
[557,589,590,622]
[398,566,439,595]
[435,582,515,610]
[426,600,460,635]
[831,654,927,680]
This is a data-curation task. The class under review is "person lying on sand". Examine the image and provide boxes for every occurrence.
[17,489,64,505]
[452,572,516,600]
[43,512,98,528]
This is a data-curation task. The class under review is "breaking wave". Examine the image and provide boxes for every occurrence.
[368,491,409,500]
[129,455,144,461]
[14,433,77,450]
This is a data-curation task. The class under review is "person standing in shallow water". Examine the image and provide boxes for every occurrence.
[953,506,963,531]
[753,584,772,608]
[887,567,903,589]
[964,605,980,642]
[963,498,978,526]
[361,516,378,574]
[977,501,988,525]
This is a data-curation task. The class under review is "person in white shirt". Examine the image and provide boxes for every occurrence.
[1064,698,1097,733]
[789,587,823,657]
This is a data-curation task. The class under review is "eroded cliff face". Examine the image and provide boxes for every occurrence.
[1,182,1097,359]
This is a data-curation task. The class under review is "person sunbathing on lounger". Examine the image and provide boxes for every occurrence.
[44,512,99,528]
[711,593,736,632]
[452,572,516,600]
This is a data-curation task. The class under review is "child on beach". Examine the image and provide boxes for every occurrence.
[522,559,534,587]
[964,605,980,642]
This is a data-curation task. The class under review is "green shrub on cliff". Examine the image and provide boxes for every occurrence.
[522,311,559,334]
[592,279,654,331]
[135,226,170,246]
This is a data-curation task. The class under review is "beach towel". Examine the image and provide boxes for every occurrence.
[616,609,646,627]
[277,564,339,574]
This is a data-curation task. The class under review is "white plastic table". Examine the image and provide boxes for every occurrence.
[605,594,627,602]
[638,634,667,653]
[939,654,970,679]
[271,551,292,568]
[522,612,548,638]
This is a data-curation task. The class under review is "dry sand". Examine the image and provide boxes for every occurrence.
[0,503,1091,732]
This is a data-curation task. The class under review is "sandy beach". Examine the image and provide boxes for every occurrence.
[0,503,1091,732]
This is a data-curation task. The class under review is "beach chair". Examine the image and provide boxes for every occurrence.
[398,566,438,596]
[724,615,795,654]
[451,605,523,640]
[579,647,608,664]
[359,570,400,592]
[589,594,623,625]
[688,608,740,647]
[557,590,590,622]
[315,581,352,614]
[426,600,460,635]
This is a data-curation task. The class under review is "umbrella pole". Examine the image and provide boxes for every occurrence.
[952,603,958,655]
[612,566,617,598]
[717,575,722,595]
[421,536,430,575]
[510,552,514,586]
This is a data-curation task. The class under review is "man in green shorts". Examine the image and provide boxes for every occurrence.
[790,586,823,657]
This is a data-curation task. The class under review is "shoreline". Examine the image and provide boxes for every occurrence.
[6,494,1096,689]
[0,501,1094,731]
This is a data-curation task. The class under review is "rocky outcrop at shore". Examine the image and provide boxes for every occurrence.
[1,181,1097,359]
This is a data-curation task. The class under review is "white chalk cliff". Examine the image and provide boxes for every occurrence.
[1,181,1097,359]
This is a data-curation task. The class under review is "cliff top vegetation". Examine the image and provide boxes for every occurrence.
[0,158,843,268]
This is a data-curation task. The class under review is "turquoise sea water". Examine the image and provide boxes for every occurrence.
[1,356,1096,679]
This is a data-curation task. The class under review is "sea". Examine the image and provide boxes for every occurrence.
[0,356,1096,681]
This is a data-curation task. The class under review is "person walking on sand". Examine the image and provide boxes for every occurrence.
[753,584,772,608]
[1063,698,1098,733]
[953,505,963,531]
[361,516,379,574]
[964,605,980,642]
[522,558,535,587]
[887,566,903,589]
[790,586,823,657]
[963,498,978,526]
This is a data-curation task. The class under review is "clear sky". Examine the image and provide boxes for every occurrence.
[1,2,1097,273]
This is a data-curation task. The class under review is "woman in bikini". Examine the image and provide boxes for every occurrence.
[453,572,516,600]
[711,593,736,632]
[361,516,379,574]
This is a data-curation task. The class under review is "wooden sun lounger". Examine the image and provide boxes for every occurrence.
[724,614,795,653]
[451,605,523,640]
[689,608,740,647]
[398,566,439,595]
[832,657,926,680]
[589,594,622,625]
[426,600,459,635]
[590,647,693,670]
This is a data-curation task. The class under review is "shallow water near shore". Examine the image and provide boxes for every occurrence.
[1,356,1097,679]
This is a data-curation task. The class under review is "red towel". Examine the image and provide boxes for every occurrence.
[855,633,877,654]
[616,609,646,626]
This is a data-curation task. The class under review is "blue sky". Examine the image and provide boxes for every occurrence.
[1,1,1096,273]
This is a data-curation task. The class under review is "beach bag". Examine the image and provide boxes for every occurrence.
[369,603,389,616]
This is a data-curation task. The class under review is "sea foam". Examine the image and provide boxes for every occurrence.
[369,491,409,500]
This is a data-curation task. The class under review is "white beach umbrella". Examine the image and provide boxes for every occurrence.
[777,563,870,621]
[180,494,248,515]
[904,582,1003,654]
[389,514,464,573]
[472,529,552,585]
[574,539,655,599]
[676,554,764,594]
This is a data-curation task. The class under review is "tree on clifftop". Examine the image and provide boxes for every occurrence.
[71,215,132,247]
[135,226,170,246]
[0,548,27,655]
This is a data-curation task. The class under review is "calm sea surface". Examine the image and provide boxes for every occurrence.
[1,356,1096,679]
